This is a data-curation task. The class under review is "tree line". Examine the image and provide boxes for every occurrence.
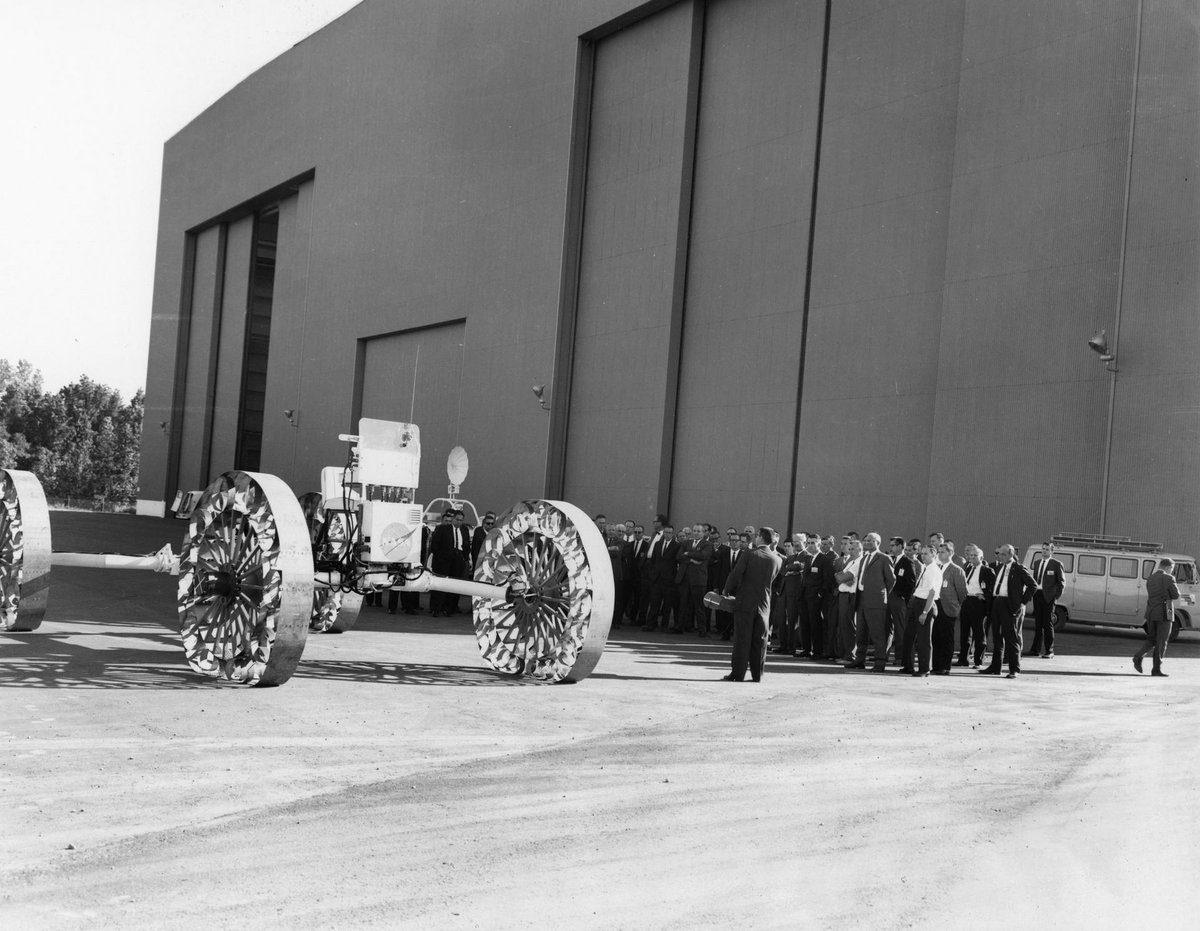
[1,359,143,507]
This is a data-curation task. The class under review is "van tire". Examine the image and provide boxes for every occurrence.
[1053,606,1068,632]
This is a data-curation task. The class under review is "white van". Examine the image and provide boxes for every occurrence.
[1023,533,1198,641]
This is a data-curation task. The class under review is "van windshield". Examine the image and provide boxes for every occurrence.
[1175,563,1197,584]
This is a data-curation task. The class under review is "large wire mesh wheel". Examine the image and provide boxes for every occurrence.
[0,469,51,632]
[178,471,313,686]
[299,492,363,633]
[473,499,613,682]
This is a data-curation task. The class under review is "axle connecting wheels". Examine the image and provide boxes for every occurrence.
[0,469,51,631]
[178,472,313,686]
[473,500,613,682]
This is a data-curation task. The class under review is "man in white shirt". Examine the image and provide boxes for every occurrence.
[897,544,943,676]
[836,539,864,667]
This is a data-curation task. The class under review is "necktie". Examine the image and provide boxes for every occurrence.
[1037,561,1045,584]
[915,564,927,591]
[967,565,975,582]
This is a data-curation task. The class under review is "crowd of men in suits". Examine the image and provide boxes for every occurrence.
[599,515,1070,681]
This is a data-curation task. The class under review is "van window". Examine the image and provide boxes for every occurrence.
[1110,557,1137,579]
[1142,560,1156,580]
[1057,553,1074,573]
[1176,563,1197,584]
[1078,555,1106,576]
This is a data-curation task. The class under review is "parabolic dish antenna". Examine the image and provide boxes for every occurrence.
[447,446,469,486]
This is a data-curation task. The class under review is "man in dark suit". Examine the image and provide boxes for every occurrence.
[448,509,472,615]
[641,524,680,632]
[979,544,1038,678]
[1134,558,1179,677]
[678,523,715,635]
[429,510,458,617]
[596,515,625,628]
[712,530,741,640]
[854,532,896,671]
[819,535,841,660]
[776,537,805,655]
[470,511,495,568]
[888,536,917,665]
[721,527,783,682]
[956,543,995,667]
[1027,541,1066,658]
[620,524,646,625]
[797,533,826,658]
[933,542,967,674]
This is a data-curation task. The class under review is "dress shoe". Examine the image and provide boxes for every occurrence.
[751,676,762,683]
[642,625,657,632]
[1041,652,1054,659]
[1132,655,1143,673]
[387,609,396,615]
[954,659,969,667]
[895,667,914,674]
[1005,671,1020,679]
[870,666,887,673]
[933,670,950,676]
[431,610,442,618]
[972,661,982,668]
[721,673,743,682]
[697,631,707,638]
[978,667,1000,675]
[843,662,865,669]
[1151,669,1168,677]
[721,635,732,641]
[911,671,928,677]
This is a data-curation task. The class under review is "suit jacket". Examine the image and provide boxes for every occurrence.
[712,545,737,593]
[891,553,918,601]
[645,538,681,586]
[963,561,995,613]
[856,550,895,611]
[781,552,807,592]
[455,525,471,570]
[1031,556,1065,603]
[470,526,487,567]
[430,524,462,575]
[1145,569,1180,623]
[814,551,837,596]
[621,538,642,582]
[684,539,713,585]
[991,560,1038,613]
[723,545,783,615]
[937,560,968,617]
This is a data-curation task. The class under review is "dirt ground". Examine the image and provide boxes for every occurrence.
[1,512,1197,930]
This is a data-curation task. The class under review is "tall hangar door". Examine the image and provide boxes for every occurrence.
[668,0,822,527]
[559,1,695,519]
[170,181,311,498]
[358,321,467,493]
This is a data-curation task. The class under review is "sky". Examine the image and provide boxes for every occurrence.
[0,0,363,401]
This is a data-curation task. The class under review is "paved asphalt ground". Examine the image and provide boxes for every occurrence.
[1,512,1198,929]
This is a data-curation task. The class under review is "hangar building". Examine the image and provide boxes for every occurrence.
[137,0,1200,557]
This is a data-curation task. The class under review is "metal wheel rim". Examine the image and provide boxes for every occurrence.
[473,499,613,682]
[0,469,51,632]
[178,471,312,686]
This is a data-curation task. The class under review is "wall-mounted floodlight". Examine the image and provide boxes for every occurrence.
[1088,329,1117,371]
[531,385,549,411]
[283,409,299,427]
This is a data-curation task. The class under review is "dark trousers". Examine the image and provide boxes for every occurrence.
[1029,591,1056,654]
[1134,617,1171,670]
[857,603,889,669]
[900,598,935,673]
[645,583,678,629]
[620,572,641,622]
[823,592,840,658]
[986,600,1023,673]
[798,588,822,655]
[399,589,420,613]
[731,608,769,681]
[681,581,710,632]
[932,608,957,672]
[837,592,859,662]
[636,577,654,624]
[958,597,987,664]
[782,585,803,653]
[888,592,908,661]
[715,610,734,638]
